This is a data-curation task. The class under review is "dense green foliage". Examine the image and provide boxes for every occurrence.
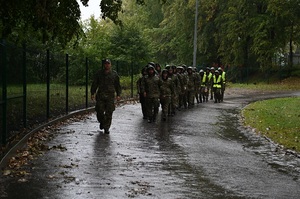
[199,0,300,70]
[1,0,300,84]
[77,0,300,71]
[0,0,83,45]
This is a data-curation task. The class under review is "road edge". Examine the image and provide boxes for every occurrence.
[0,107,94,171]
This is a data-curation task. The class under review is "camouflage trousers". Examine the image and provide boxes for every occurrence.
[95,96,115,130]
[178,90,187,109]
[145,97,159,120]
[186,90,195,108]
[169,93,178,115]
[160,96,171,119]
[221,83,226,101]
[139,93,147,118]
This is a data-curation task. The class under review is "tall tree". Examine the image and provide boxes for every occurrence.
[198,0,222,65]
[0,0,83,45]
[0,0,148,45]
[267,0,300,68]
[150,0,195,65]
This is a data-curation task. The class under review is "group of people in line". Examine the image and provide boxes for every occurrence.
[90,59,226,134]
[136,62,226,123]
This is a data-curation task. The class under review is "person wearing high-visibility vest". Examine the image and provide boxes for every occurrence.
[218,67,226,102]
[208,67,215,100]
[199,69,209,103]
[212,70,223,103]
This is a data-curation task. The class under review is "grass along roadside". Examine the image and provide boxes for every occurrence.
[229,76,300,91]
[242,97,300,152]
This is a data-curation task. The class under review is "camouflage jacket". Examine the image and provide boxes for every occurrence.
[186,73,196,91]
[160,77,174,97]
[178,73,188,93]
[169,74,180,95]
[91,69,122,99]
[141,74,161,98]
[136,75,146,94]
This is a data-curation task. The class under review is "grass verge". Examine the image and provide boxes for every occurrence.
[242,97,300,152]
[229,77,300,91]
[237,77,300,152]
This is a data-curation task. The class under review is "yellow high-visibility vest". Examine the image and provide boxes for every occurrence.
[208,72,213,81]
[213,75,222,88]
[201,74,207,86]
[221,71,226,83]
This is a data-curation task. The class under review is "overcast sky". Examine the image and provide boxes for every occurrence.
[79,0,101,21]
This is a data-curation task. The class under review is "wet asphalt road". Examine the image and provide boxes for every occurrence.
[1,90,300,199]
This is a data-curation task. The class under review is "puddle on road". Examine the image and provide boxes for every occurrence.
[217,109,300,180]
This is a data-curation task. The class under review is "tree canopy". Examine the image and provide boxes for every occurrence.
[0,0,146,45]
[2,0,300,76]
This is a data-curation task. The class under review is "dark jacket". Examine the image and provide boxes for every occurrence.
[91,69,122,99]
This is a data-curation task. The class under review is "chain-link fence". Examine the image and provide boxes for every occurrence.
[0,40,138,147]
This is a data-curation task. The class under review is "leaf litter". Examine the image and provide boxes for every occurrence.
[1,113,90,182]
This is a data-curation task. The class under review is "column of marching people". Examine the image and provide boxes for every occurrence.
[137,62,226,123]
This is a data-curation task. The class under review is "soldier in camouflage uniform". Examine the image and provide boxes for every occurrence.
[141,65,161,123]
[173,65,181,111]
[136,67,148,119]
[176,66,187,110]
[186,66,196,108]
[182,65,189,109]
[160,69,174,121]
[91,59,122,134]
[205,67,211,100]
[166,65,179,116]
[218,67,226,102]
[155,63,162,77]
[194,67,201,104]
[209,67,215,100]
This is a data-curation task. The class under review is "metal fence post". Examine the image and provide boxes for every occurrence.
[23,43,27,127]
[131,61,133,98]
[1,39,7,144]
[85,57,88,108]
[66,54,69,114]
[246,65,249,85]
[116,60,119,73]
[46,49,50,118]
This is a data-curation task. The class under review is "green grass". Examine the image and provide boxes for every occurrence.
[242,97,300,152]
[1,81,136,153]
[3,77,299,153]
[234,77,300,152]
[229,77,300,91]
[4,82,135,132]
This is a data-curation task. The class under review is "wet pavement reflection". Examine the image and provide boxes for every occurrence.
[1,91,300,198]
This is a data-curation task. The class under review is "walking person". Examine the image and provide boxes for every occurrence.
[91,59,122,134]
[186,66,196,108]
[194,67,201,104]
[141,65,161,123]
[212,70,223,103]
[160,69,174,121]
[205,67,211,101]
[218,67,226,102]
[166,65,179,116]
[199,69,209,103]
[177,66,187,109]
[209,67,215,100]
[137,67,148,119]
